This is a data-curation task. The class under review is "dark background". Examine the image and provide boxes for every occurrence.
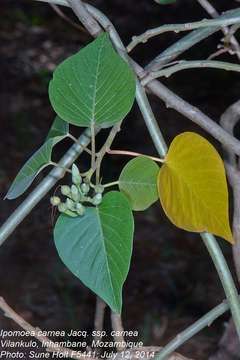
[1,0,240,359]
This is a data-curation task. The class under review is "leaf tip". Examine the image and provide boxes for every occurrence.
[224,231,235,245]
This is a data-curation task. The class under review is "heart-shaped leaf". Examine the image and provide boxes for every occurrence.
[5,136,65,200]
[119,156,159,211]
[49,33,136,128]
[158,132,233,243]
[54,191,134,313]
[46,116,69,140]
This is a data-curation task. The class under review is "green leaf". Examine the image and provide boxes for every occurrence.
[5,136,65,200]
[119,156,159,211]
[158,132,233,243]
[46,116,69,140]
[54,191,134,313]
[49,33,136,128]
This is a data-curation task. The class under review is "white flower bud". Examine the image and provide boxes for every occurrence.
[72,164,82,185]
[61,185,71,196]
[50,196,61,206]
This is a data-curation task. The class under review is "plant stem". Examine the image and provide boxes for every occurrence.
[93,297,106,343]
[50,161,72,174]
[103,181,119,188]
[0,297,94,360]
[66,0,102,37]
[142,60,240,84]
[197,0,240,61]
[127,10,240,52]
[146,7,240,72]
[107,149,165,163]
[154,297,233,359]
[111,311,126,352]
[90,122,96,170]
[95,123,121,184]
[202,232,240,339]
[68,134,92,155]
[50,3,87,32]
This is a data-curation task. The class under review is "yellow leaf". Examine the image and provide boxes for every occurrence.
[158,132,233,243]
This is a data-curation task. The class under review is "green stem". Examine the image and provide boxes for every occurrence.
[90,122,96,169]
[68,134,92,155]
[103,181,119,188]
[202,232,240,339]
[107,149,165,163]
[95,123,121,184]
[155,297,234,359]
[142,60,240,84]
[50,161,72,174]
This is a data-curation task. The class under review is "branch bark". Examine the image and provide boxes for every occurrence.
[0,297,96,360]
[146,7,240,72]
[0,295,236,360]
[208,100,240,360]
[127,9,240,52]
[197,0,240,61]
[142,60,240,84]
[67,0,101,36]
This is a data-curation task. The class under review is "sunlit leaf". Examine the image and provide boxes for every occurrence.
[119,156,159,211]
[5,136,65,200]
[54,191,134,313]
[158,132,233,243]
[46,116,69,140]
[49,33,136,128]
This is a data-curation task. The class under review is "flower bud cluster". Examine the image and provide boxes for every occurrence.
[50,164,104,217]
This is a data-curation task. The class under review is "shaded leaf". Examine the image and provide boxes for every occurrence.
[54,191,134,313]
[5,136,65,200]
[49,33,136,128]
[119,156,159,211]
[158,132,233,243]
[46,116,69,140]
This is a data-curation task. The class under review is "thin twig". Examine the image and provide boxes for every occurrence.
[50,3,87,32]
[0,297,96,360]
[102,181,119,188]
[208,47,230,60]
[142,60,240,84]
[95,123,121,183]
[197,0,218,17]
[127,12,240,52]
[68,134,92,155]
[91,122,96,170]
[146,7,240,72]
[66,0,101,37]
[201,233,240,339]
[107,149,165,163]
[197,0,240,61]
